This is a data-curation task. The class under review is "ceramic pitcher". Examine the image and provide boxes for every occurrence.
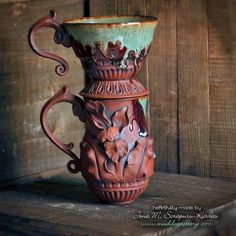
[28,10,157,204]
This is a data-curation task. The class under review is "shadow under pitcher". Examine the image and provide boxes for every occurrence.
[28,10,158,204]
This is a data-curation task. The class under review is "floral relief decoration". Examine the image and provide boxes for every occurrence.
[85,101,129,164]
[84,100,154,180]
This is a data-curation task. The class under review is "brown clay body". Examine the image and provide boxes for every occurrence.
[28,11,157,204]
[81,97,154,203]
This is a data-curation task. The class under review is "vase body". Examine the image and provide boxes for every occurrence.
[81,97,154,203]
[28,11,157,204]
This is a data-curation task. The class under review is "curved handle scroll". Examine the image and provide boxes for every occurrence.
[40,86,85,173]
[28,10,73,76]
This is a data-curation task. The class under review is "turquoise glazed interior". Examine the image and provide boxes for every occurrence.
[64,16,157,64]
[63,15,157,80]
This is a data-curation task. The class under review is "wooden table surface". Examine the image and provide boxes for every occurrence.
[0,171,235,236]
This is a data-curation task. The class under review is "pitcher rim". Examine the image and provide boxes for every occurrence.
[63,15,158,26]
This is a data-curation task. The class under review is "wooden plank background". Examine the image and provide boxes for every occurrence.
[0,0,235,182]
[177,0,210,176]
[0,0,85,183]
[147,0,178,173]
[208,0,236,177]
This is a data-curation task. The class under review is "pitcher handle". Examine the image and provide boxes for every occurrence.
[28,10,73,76]
[40,86,85,173]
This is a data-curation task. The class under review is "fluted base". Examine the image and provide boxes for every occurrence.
[80,78,149,99]
[86,178,149,204]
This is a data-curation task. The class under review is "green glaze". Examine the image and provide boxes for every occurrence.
[64,16,157,64]
[139,96,148,117]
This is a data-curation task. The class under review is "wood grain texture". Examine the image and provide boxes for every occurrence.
[147,0,178,173]
[0,172,235,235]
[177,0,210,176]
[0,167,65,190]
[208,0,236,177]
[89,0,117,16]
[0,0,85,182]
